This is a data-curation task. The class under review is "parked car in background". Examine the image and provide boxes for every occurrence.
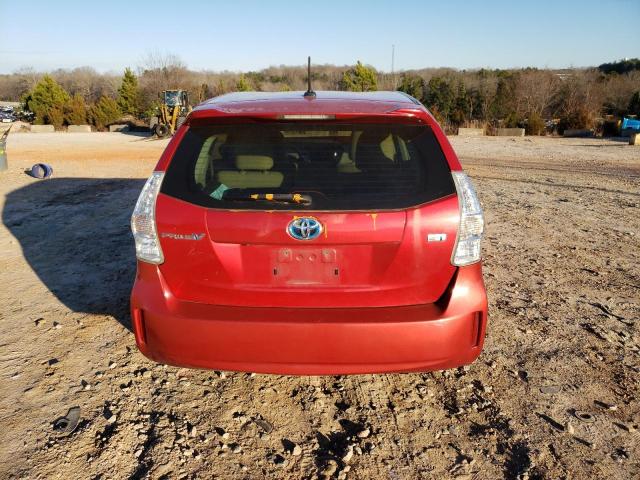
[130,91,488,374]
[0,111,15,123]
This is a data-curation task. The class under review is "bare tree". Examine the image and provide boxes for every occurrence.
[514,70,561,117]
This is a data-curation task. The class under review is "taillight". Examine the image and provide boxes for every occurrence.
[131,172,164,264]
[451,172,484,266]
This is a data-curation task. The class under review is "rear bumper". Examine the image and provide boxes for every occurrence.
[130,263,488,375]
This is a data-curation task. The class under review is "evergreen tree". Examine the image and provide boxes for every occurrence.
[397,74,425,102]
[64,93,88,125]
[491,75,516,122]
[24,75,70,128]
[236,75,252,92]
[425,76,455,121]
[117,68,141,117]
[451,80,468,125]
[90,96,121,130]
[341,61,378,92]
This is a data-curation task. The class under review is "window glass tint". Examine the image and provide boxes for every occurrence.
[161,123,455,210]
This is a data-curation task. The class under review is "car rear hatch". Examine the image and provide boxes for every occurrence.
[156,117,459,308]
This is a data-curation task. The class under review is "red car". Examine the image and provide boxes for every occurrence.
[130,90,487,374]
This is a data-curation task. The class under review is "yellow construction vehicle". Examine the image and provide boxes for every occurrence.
[150,90,191,137]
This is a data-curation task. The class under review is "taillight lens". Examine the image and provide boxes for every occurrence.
[452,172,484,266]
[131,172,164,264]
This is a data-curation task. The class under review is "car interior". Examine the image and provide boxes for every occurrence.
[192,126,421,198]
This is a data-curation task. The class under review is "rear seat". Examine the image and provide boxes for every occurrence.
[216,155,284,189]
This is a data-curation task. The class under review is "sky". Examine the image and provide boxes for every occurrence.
[1,0,639,74]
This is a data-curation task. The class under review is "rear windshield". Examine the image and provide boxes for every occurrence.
[161,122,455,210]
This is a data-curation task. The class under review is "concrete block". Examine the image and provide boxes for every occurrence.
[458,127,485,136]
[109,124,130,132]
[496,128,525,137]
[30,125,55,133]
[563,129,592,137]
[630,133,638,145]
[67,124,91,133]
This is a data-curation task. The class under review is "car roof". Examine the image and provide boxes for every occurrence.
[193,91,423,115]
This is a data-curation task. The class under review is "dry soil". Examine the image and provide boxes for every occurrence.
[0,132,638,480]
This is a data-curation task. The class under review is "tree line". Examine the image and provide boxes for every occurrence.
[0,54,637,133]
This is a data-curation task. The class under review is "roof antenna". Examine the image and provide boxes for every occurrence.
[304,56,316,98]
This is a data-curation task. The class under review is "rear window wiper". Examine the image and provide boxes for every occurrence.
[222,192,313,205]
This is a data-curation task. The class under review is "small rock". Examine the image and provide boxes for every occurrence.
[106,413,117,424]
[615,422,637,433]
[356,428,370,439]
[321,459,338,478]
[342,445,354,463]
[566,422,575,435]
[291,444,302,456]
[540,385,561,395]
[109,361,117,369]
[595,400,618,411]
[254,418,273,434]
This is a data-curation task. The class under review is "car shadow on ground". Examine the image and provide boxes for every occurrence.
[3,177,145,331]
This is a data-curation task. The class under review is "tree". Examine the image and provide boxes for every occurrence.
[341,61,377,92]
[48,107,64,130]
[552,72,603,132]
[64,93,88,125]
[24,75,70,128]
[90,96,121,130]
[425,76,455,121]
[117,68,141,116]
[236,74,252,92]
[598,58,640,75]
[198,83,212,102]
[451,80,469,125]
[397,74,425,101]
[138,51,191,115]
[491,74,517,122]
[514,70,560,118]
[526,112,545,135]
[629,91,640,116]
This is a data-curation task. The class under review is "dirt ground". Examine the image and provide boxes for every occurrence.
[0,132,638,480]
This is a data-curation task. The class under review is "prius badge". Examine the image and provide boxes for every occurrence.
[161,232,205,240]
[287,217,323,240]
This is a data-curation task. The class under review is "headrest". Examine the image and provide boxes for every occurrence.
[235,155,273,170]
[379,135,396,160]
[354,132,396,171]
